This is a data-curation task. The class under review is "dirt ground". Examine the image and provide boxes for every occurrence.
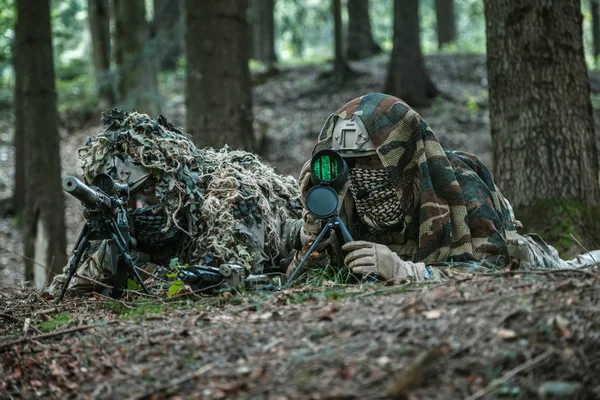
[1,55,600,399]
[2,268,599,399]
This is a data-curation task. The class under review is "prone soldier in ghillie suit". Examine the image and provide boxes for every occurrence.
[285,93,599,283]
[50,110,304,296]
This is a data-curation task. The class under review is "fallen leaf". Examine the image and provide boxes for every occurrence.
[496,328,518,340]
[423,309,445,319]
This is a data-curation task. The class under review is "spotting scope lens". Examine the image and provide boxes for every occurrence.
[310,149,348,192]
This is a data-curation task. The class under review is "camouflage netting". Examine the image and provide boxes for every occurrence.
[78,109,301,272]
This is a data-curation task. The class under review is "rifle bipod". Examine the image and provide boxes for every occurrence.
[56,176,153,304]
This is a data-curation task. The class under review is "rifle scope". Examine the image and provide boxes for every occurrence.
[305,150,349,219]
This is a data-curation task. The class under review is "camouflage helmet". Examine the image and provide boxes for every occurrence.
[330,116,376,158]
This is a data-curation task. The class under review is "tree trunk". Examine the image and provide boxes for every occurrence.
[87,0,115,110]
[12,16,25,216]
[184,0,254,150]
[485,0,600,254]
[114,0,160,116]
[153,0,183,70]
[332,0,353,79]
[592,0,600,62]
[384,0,438,106]
[346,0,381,60]
[249,0,277,67]
[435,0,456,48]
[16,0,67,288]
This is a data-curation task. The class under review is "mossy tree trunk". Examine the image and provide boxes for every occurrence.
[385,0,438,106]
[87,0,115,110]
[114,0,160,116]
[485,0,600,254]
[346,0,381,60]
[184,0,254,150]
[16,0,67,287]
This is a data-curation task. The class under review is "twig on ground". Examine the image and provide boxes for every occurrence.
[0,245,49,272]
[0,313,43,334]
[466,349,555,400]
[570,234,598,264]
[0,320,118,352]
[479,268,600,281]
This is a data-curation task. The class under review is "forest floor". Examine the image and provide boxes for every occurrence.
[1,54,600,399]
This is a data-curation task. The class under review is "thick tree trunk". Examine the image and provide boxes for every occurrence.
[485,0,600,253]
[153,0,183,70]
[114,0,160,116]
[346,0,381,60]
[592,0,600,61]
[249,0,277,67]
[12,17,25,216]
[184,0,254,150]
[87,0,115,110]
[16,0,67,288]
[435,0,456,48]
[384,0,438,106]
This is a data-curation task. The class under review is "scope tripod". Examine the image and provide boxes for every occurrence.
[55,207,152,304]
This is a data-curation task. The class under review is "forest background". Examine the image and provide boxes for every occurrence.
[2,1,600,399]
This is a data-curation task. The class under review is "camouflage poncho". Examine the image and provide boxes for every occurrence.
[314,93,520,267]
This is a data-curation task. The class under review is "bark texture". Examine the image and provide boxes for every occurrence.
[592,0,600,60]
[346,0,381,60]
[87,0,114,109]
[485,0,599,207]
[153,0,183,70]
[485,0,600,253]
[114,0,160,116]
[184,0,254,150]
[384,0,438,106]
[435,0,457,48]
[249,0,277,67]
[12,16,24,215]
[16,0,67,287]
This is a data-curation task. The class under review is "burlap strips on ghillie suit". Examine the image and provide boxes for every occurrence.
[79,109,301,273]
[314,93,521,267]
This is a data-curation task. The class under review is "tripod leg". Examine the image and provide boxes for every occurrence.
[333,216,353,243]
[285,220,335,287]
[55,228,91,304]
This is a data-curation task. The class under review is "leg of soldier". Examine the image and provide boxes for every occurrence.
[49,240,113,296]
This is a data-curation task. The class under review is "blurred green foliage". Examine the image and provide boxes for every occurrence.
[0,0,597,121]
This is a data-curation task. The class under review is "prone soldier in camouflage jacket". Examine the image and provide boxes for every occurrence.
[284,93,599,283]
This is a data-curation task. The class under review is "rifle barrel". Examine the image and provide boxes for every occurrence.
[62,176,111,209]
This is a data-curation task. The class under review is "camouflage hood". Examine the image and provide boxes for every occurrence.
[314,93,520,267]
[78,110,301,271]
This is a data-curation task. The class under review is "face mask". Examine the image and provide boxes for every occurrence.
[130,205,181,249]
[348,167,403,231]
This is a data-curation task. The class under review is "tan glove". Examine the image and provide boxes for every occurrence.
[342,241,427,282]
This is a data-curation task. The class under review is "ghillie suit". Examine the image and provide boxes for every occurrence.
[51,110,302,295]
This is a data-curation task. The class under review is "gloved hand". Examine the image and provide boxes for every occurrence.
[342,240,427,282]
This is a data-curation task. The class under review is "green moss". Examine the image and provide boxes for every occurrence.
[39,312,72,331]
[515,198,600,258]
